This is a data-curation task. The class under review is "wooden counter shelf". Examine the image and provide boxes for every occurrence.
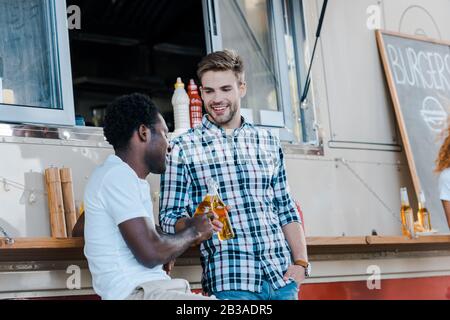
[307,235,450,255]
[177,235,450,263]
[0,237,85,262]
[1,235,450,263]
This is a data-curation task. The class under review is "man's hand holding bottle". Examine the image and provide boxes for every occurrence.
[188,212,224,244]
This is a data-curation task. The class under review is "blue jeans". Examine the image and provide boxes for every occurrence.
[212,279,299,300]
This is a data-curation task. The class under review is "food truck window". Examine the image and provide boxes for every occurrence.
[205,0,319,145]
[68,0,319,146]
[216,0,281,121]
[68,0,206,132]
[0,0,75,126]
[283,0,318,145]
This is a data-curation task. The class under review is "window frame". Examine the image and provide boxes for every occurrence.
[0,0,75,126]
[288,0,322,146]
[202,0,323,151]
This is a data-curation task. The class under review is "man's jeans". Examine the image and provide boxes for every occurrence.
[212,279,299,300]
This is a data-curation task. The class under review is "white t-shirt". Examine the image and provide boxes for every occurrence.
[439,168,450,201]
[84,155,169,300]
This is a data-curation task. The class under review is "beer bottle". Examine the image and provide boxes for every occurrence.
[194,181,215,218]
[195,179,235,241]
[417,191,432,232]
[400,188,415,238]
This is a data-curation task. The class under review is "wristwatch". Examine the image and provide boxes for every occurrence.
[294,259,312,278]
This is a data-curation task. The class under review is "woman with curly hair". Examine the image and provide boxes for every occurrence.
[436,126,450,228]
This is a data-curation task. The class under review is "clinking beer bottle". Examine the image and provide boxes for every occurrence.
[417,191,432,232]
[194,179,235,241]
[400,188,415,238]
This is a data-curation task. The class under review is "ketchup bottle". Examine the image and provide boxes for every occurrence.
[187,79,203,128]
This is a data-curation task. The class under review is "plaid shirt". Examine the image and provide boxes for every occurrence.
[159,115,301,294]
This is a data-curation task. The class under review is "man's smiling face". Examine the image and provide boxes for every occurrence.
[200,70,246,127]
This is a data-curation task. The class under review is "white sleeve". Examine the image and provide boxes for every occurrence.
[439,170,450,201]
[100,167,149,225]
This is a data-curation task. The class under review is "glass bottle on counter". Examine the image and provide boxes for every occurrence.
[417,191,432,232]
[400,187,415,238]
[194,179,235,241]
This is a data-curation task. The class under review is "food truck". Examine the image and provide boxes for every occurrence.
[1,0,450,300]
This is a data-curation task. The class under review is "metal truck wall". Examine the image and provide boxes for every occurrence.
[299,0,450,235]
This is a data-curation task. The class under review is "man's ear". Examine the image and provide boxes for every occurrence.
[137,125,151,143]
[239,81,247,98]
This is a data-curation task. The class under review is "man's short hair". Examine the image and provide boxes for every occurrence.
[103,93,160,150]
[197,49,245,84]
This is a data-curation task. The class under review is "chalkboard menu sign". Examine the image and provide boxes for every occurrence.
[376,30,450,232]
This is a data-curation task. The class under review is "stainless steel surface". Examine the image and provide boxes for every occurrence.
[0,268,94,298]
[283,141,324,156]
[0,123,107,144]
[0,261,88,272]
[0,122,326,155]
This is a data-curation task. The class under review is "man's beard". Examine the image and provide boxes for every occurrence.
[207,102,238,126]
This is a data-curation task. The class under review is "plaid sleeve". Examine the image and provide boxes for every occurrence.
[272,139,302,227]
[159,140,191,234]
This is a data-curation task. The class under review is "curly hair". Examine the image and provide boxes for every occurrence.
[436,125,450,173]
[103,93,160,150]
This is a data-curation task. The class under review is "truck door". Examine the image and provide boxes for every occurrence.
[202,0,321,145]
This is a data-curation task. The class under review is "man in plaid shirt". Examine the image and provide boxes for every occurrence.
[159,50,309,300]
